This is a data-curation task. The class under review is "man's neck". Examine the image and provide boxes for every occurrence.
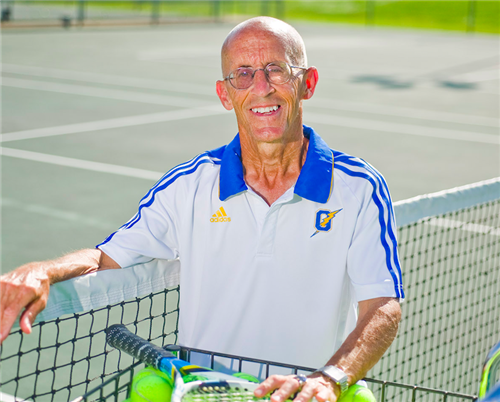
[240,128,309,206]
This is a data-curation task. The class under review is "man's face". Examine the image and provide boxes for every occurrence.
[217,29,311,145]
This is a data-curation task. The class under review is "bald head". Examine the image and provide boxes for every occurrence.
[221,17,307,76]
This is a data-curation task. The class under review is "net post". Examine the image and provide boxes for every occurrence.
[365,0,375,26]
[1,1,12,22]
[151,0,160,25]
[261,0,269,16]
[212,0,221,22]
[466,0,477,33]
[77,0,85,27]
[275,0,284,20]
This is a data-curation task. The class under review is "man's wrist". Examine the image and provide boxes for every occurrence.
[313,365,349,398]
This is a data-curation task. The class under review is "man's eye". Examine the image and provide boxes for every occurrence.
[237,69,252,78]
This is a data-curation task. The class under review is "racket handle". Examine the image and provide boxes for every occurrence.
[106,324,175,369]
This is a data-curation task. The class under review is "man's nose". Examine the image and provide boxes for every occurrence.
[251,69,273,95]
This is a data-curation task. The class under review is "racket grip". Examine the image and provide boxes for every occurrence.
[106,324,175,369]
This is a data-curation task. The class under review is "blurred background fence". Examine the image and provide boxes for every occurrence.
[1,0,499,33]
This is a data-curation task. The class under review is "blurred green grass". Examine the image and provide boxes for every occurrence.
[283,1,499,34]
[37,0,500,33]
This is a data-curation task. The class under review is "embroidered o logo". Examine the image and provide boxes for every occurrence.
[311,209,342,238]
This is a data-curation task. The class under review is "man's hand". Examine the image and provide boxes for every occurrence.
[254,297,400,402]
[0,264,51,343]
[254,373,340,402]
[0,249,120,344]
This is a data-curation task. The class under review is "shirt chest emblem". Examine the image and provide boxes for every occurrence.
[310,209,342,238]
[210,206,231,222]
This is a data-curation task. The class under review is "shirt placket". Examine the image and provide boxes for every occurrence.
[246,188,295,258]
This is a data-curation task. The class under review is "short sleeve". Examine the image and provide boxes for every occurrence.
[97,189,179,268]
[347,173,404,302]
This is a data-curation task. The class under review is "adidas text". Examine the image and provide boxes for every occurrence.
[210,206,231,222]
[210,217,231,222]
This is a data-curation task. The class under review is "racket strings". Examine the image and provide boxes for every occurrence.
[181,386,271,401]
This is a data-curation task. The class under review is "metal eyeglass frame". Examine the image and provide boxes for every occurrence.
[224,61,307,90]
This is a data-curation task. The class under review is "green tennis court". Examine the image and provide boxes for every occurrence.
[2,21,499,271]
[1,18,499,402]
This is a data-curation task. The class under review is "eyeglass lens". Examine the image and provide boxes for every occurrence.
[229,62,291,89]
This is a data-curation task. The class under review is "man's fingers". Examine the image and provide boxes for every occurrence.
[20,297,47,335]
[255,375,310,402]
[254,375,288,398]
[293,377,336,402]
[0,283,34,342]
[313,388,333,402]
[293,383,315,402]
[0,268,50,344]
[0,302,22,343]
[270,376,302,402]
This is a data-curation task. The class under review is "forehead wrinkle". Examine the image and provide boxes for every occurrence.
[221,17,307,76]
[234,42,285,69]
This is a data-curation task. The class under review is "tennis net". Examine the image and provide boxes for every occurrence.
[374,177,500,397]
[0,177,498,401]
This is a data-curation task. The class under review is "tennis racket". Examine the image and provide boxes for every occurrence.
[479,339,500,398]
[106,324,288,401]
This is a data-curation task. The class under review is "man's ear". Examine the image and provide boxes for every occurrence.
[216,80,234,110]
[301,67,319,100]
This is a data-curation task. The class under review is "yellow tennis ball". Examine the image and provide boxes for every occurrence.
[129,367,173,402]
[338,384,377,402]
[232,372,261,383]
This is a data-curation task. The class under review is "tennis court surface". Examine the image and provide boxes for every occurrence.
[1,20,499,401]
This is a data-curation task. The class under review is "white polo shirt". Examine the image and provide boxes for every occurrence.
[98,125,404,369]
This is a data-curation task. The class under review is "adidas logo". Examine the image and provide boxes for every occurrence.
[210,206,231,223]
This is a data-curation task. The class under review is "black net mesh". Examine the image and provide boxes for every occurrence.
[0,286,179,401]
[1,195,498,401]
[374,199,500,399]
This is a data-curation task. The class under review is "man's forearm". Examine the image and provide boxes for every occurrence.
[44,248,118,284]
[325,297,401,386]
[255,297,401,402]
[0,248,120,343]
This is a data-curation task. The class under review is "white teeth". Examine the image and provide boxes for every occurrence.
[252,105,279,114]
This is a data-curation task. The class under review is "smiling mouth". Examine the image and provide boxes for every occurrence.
[251,105,280,114]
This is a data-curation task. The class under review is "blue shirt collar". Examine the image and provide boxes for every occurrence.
[219,125,334,203]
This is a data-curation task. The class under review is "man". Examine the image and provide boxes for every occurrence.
[0,17,403,402]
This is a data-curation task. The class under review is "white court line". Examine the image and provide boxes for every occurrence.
[1,147,164,180]
[311,97,499,128]
[305,112,500,145]
[1,107,226,143]
[0,392,27,402]
[3,63,497,127]
[1,198,117,230]
[1,77,217,109]
[2,77,497,145]
[3,107,496,145]
[1,63,215,96]
[454,67,500,83]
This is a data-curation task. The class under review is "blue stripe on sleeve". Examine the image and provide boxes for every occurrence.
[139,152,220,210]
[97,152,221,248]
[335,156,404,298]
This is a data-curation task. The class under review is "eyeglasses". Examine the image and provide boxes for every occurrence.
[224,61,307,90]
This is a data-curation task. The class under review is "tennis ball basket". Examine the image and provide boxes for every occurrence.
[69,323,482,402]
[73,343,481,402]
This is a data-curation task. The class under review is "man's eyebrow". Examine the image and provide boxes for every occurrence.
[234,61,281,69]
